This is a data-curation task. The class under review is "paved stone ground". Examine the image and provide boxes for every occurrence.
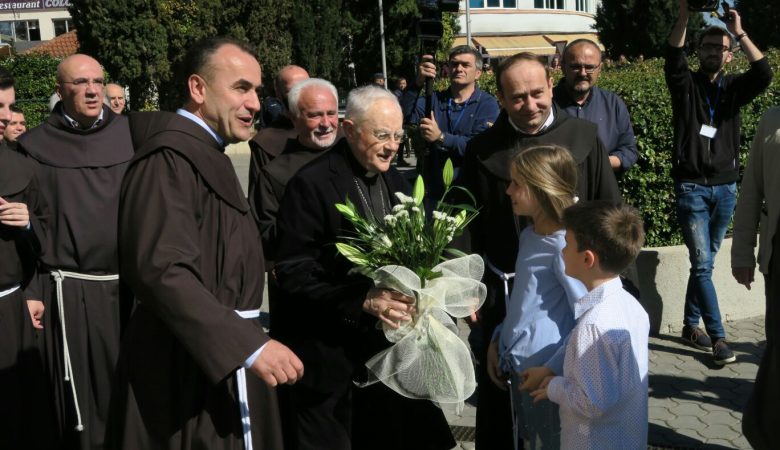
[440,315,766,450]
[229,149,765,450]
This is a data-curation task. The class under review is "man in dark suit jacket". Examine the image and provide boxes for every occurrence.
[274,86,455,450]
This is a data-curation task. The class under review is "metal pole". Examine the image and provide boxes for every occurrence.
[466,0,472,47]
[379,0,388,90]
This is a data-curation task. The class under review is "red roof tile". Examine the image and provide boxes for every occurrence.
[21,30,79,58]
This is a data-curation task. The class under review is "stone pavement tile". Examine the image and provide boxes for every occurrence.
[701,409,741,427]
[732,434,752,449]
[674,426,706,441]
[699,423,741,439]
[670,402,707,417]
[671,414,707,430]
[706,438,743,449]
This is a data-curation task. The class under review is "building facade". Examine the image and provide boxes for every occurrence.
[456,0,602,58]
[0,0,72,51]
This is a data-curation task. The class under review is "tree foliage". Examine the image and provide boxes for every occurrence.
[0,54,60,128]
[595,0,705,59]
[735,0,780,50]
[69,0,458,108]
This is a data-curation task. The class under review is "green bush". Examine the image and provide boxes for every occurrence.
[599,49,780,246]
[465,49,780,247]
[0,53,61,129]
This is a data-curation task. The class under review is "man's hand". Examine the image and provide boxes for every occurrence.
[732,266,755,290]
[249,339,304,387]
[419,112,443,144]
[487,340,508,390]
[519,366,554,392]
[530,375,554,403]
[724,8,744,36]
[363,287,415,329]
[0,196,30,228]
[416,54,437,88]
[27,300,44,329]
[608,155,622,171]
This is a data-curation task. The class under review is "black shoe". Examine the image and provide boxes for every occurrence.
[682,325,712,351]
[712,339,736,365]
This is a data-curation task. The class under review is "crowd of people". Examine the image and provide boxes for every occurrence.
[1,0,778,449]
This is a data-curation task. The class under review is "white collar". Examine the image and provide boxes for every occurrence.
[176,109,224,147]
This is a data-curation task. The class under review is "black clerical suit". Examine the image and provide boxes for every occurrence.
[274,140,455,450]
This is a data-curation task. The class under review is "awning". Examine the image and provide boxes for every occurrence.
[452,33,603,57]
[473,35,556,56]
[542,33,604,51]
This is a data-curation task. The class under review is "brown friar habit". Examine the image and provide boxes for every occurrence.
[247,116,296,219]
[17,103,133,450]
[0,143,55,450]
[460,106,621,450]
[253,137,334,263]
[106,111,282,450]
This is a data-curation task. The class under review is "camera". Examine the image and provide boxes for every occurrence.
[416,0,460,44]
[687,0,719,12]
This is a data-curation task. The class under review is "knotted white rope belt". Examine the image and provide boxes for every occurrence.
[0,284,20,298]
[484,257,515,302]
[51,269,119,432]
[235,308,261,450]
[484,258,519,450]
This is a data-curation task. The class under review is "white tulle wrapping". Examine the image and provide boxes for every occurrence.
[360,254,487,410]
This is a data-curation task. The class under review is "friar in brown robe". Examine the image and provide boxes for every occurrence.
[106,37,303,450]
[0,135,55,450]
[16,54,134,450]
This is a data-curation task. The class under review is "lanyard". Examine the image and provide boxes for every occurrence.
[447,97,468,132]
[703,77,723,125]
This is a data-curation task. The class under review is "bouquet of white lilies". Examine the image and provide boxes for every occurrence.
[335,160,487,411]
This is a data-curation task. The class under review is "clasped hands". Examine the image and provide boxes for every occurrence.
[363,287,416,329]
[0,196,30,228]
[487,340,555,403]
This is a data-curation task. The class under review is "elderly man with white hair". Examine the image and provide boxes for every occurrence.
[273,86,456,450]
[252,77,340,262]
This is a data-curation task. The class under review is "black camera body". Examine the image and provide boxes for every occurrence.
[688,0,720,12]
[416,0,460,44]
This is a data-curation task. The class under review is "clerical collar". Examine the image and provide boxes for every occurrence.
[62,108,104,130]
[508,108,555,135]
[176,108,224,147]
[344,144,378,181]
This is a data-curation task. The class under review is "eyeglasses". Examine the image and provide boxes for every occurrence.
[372,129,406,143]
[61,78,105,88]
[567,64,600,74]
[700,43,730,53]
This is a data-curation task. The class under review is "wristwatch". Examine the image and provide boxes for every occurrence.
[437,132,445,144]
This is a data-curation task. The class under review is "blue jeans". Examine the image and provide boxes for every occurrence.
[674,181,737,340]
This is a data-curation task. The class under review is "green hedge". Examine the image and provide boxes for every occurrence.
[466,50,780,247]
[0,53,60,129]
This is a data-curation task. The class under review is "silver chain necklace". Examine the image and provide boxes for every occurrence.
[353,176,388,219]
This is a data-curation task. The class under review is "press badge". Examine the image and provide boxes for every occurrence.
[700,124,717,138]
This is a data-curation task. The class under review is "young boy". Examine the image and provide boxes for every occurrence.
[529,200,649,449]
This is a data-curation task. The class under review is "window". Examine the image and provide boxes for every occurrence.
[53,19,74,37]
[576,0,589,12]
[534,0,564,9]
[469,0,517,7]
[0,20,40,43]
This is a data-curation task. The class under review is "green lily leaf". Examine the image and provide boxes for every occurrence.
[335,243,369,266]
[413,175,425,206]
[442,159,454,188]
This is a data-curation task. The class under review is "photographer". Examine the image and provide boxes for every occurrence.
[405,45,499,204]
[666,0,772,365]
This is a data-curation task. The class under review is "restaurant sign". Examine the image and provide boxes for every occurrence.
[0,0,70,11]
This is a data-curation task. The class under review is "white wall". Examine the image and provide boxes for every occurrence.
[459,0,600,35]
[0,9,72,41]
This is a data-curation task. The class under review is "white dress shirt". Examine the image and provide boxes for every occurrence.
[547,277,649,450]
